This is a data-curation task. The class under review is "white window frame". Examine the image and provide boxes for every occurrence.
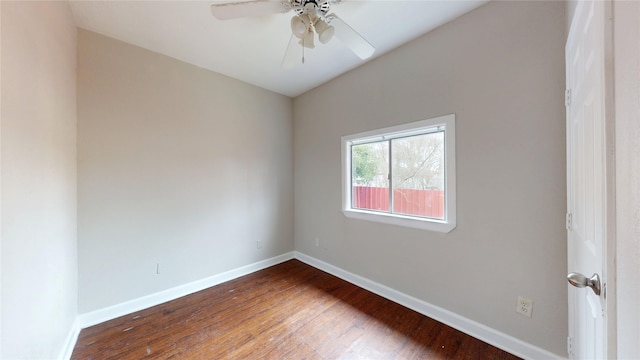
[341,114,456,233]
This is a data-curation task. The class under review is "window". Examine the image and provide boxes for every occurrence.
[341,114,456,232]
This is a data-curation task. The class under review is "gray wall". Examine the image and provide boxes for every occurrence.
[77,30,294,312]
[293,1,567,356]
[1,1,78,358]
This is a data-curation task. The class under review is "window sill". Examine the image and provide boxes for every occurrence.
[342,208,456,233]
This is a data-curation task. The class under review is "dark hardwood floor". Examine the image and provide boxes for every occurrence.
[72,260,521,359]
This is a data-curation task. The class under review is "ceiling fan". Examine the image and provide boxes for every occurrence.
[210,0,375,67]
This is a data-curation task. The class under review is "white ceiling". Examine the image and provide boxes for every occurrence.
[69,0,488,97]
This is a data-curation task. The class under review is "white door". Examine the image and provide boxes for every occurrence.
[565,0,613,359]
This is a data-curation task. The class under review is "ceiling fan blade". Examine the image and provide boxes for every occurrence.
[329,14,375,59]
[211,1,290,20]
[281,33,300,69]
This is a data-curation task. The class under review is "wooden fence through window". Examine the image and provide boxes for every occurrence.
[352,186,444,219]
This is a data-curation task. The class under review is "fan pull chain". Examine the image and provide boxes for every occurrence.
[302,37,305,64]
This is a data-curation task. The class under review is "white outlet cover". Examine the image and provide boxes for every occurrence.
[516,296,533,318]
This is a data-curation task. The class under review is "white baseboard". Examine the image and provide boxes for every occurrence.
[77,252,295,329]
[293,251,565,360]
[58,318,81,360]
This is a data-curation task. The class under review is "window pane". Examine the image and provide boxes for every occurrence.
[351,141,389,212]
[391,132,445,219]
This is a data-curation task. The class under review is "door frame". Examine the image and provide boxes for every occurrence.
[602,2,617,358]
[611,0,640,357]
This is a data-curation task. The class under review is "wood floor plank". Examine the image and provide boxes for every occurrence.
[72,260,521,360]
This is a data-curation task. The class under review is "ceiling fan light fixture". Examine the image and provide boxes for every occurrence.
[298,29,315,49]
[313,18,335,44]
[290,15,309,38]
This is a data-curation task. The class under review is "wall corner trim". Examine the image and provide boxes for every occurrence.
[293,251,566,360]
[76,252,295,330]
[58,318,81,360]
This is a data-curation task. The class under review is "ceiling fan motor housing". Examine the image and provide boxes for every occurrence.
[291,0,332,17]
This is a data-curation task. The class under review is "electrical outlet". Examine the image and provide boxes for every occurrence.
[516,296,533,317]
[315,238,320,247]
[256,240,262,249]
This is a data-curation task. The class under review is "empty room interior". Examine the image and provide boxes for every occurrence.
[2,0,639,359]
